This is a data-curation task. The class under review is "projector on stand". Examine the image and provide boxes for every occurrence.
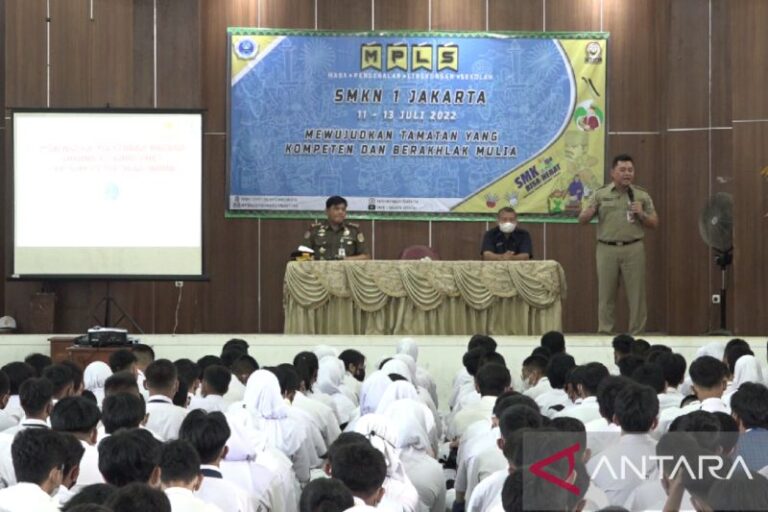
[75,327,131,347]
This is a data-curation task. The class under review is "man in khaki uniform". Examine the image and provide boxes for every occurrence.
[303,196,369,260]
[578,154,658,334]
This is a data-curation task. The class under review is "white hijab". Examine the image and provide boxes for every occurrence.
[313,345,338,360]
[392,354,418,382]
[375,381,420,414]
[731,355,764,389]
[84,361,112,406]
[359,371,393,416]
[396,338,419,362]
[696,341,726,361]
[381,398,434,456]
[318,357,356,424]
[380,359,412,383]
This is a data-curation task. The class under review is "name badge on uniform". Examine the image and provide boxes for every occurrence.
[338,247,346,259]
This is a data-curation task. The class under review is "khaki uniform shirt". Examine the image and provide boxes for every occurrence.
[588,184,655,242]
[303,222,367,260]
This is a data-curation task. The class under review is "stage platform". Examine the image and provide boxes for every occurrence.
[1,334,765,410]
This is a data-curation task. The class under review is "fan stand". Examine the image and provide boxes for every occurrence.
[707,248,733,336]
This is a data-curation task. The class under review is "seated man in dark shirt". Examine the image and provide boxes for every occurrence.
[481,207,533,260]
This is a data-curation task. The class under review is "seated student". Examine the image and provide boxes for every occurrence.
[175,359,202,403]
[656,352,687,405]
[103,371,141,397]
[100,392,147,437]
[299,477,354,512]
[42,364,75,402]
[158,439,222,512]
[396,338,439,408]
[555,362,609,423]
[105,481,171,512]
[0,429,67,511]
[223,354,258,407]
[5,377,54,434]
[586,383,660,506]
[50,396,104,491]
[0,362,36,423]
[612,334,634,367]
[617,354,645,378]
[108,350,138,376]
[631,363,679,411]
[83,362,112,407]
[24,353,52,378]
[449,335,497,411]
[60,483,116,512]
[189,365,231,413]
[132,343,155,393]
[535,353,575,418]
[179,410,262,512]
[294,351,341,423]
[731,382,768,471]
[0,370,17,431]
[339,349,366,402]
[330,442,387,508]
[317,357,357,426]
[450,348,488,415]
[450,363,511,440]
[54,432,86,506]
[284,362,341,451]
[144,359,189,441]
[98,428,161,486]
[521,354,551,399]
[540,330,566,355]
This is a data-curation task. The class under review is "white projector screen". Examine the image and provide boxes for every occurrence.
[12,110,204,278]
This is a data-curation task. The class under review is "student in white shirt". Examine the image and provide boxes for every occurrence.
[158,439,223,511]
[54,432,86,506]
[0,428,68,512]
[330,442,387,508]
[339,349,366,404]
[143,359,189,441]
[300,477,355,512]
[0,362,36,424]
[655,352,687,406]
[631,362,680,412]
[0,370,18,431]
[189,365,231,413]
[587,383,660,506]
[175,358,202,405]
[179,410,261,512]
[108,349,139,377]
[103,371,141,397]
[226,354,259,406]
[133,343,156,391]
[584,376,630,456]
[555,362,610,423]
[450,363,512,440]
[449,335,498,411]
[42,364,75,402]
[98,428,162,486]
[50,396,104,492]
[520,354,552,400]
[3,377,54,436]
[105,481,171,512]
[534,353,575,418]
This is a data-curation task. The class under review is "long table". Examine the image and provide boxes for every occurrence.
[283,260,566,335]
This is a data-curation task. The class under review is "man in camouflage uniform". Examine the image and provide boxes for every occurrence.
[303,196,369,260]
[578,154,659,335]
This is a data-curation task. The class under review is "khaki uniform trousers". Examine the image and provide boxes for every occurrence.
[596,240,646,335]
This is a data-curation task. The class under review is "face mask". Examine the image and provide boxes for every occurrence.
[355,369,366,382]
[499,222,516,234]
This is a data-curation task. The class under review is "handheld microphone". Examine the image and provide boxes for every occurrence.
[627,187,635,202]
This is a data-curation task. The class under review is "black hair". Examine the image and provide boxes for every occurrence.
[612,334,635,355]
[173,359,201,390]
[1,362,36,395]
[712,411,740,455]
[202,365,231,396]
[221,348,247,368]
[499,405,542,439]
[223,337,249,354]
[630,363,666,394]
[596,376,633,422]
[42,364,74,397]
[104,371,139,396]
[522,355,549,373]
[480,351,507,369]
[108,350,137,373]
[158,439,201,484]
[631,339,651,357]
[61,483,117,512]
[0,370,9,396]
[645,344,672,363]
[546,353,576,389]
[540,331,565,355]
[551,416,588,460]
[60,431,86,477]
[61,360,84,392]
[231,355,259,377]
[530,346,551,360]
[339,349,365,370]
[273,364,300,396]
[132,344,155,365]
[724,339,754,375]
[172,380,189,407]
[467,334,497,353]
[24,353,52,377]
[462,347,488,377]
[378,358,393,370]
[614,384,659,432]
[51,396,101,434]
[656,432,719,495]
[19,377,53,416]
[104,482,171,512]
[493,392,540,417]
[101,392,146,434]
[294,351,319,392]
[325,195,348,209]
[63,503,112,512]
[144,359,177,391]
[580,362,610,396]
[98,428,161,486]
[299,477,355,512]
[388,373,408,382]
[330,442,386,497]
[730,382,768,429]
[196,355,224,374]
[617,354,645,377]
[707,474,768,512]
[325,432,370,464]
[668,410,721,452]
[475,363,511,396]
[656,352,687,388]
[81,390,98,405]
[612,153,634,167]
[179,410,231,464]
[688,356,728,390]
[12,428,67,485]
